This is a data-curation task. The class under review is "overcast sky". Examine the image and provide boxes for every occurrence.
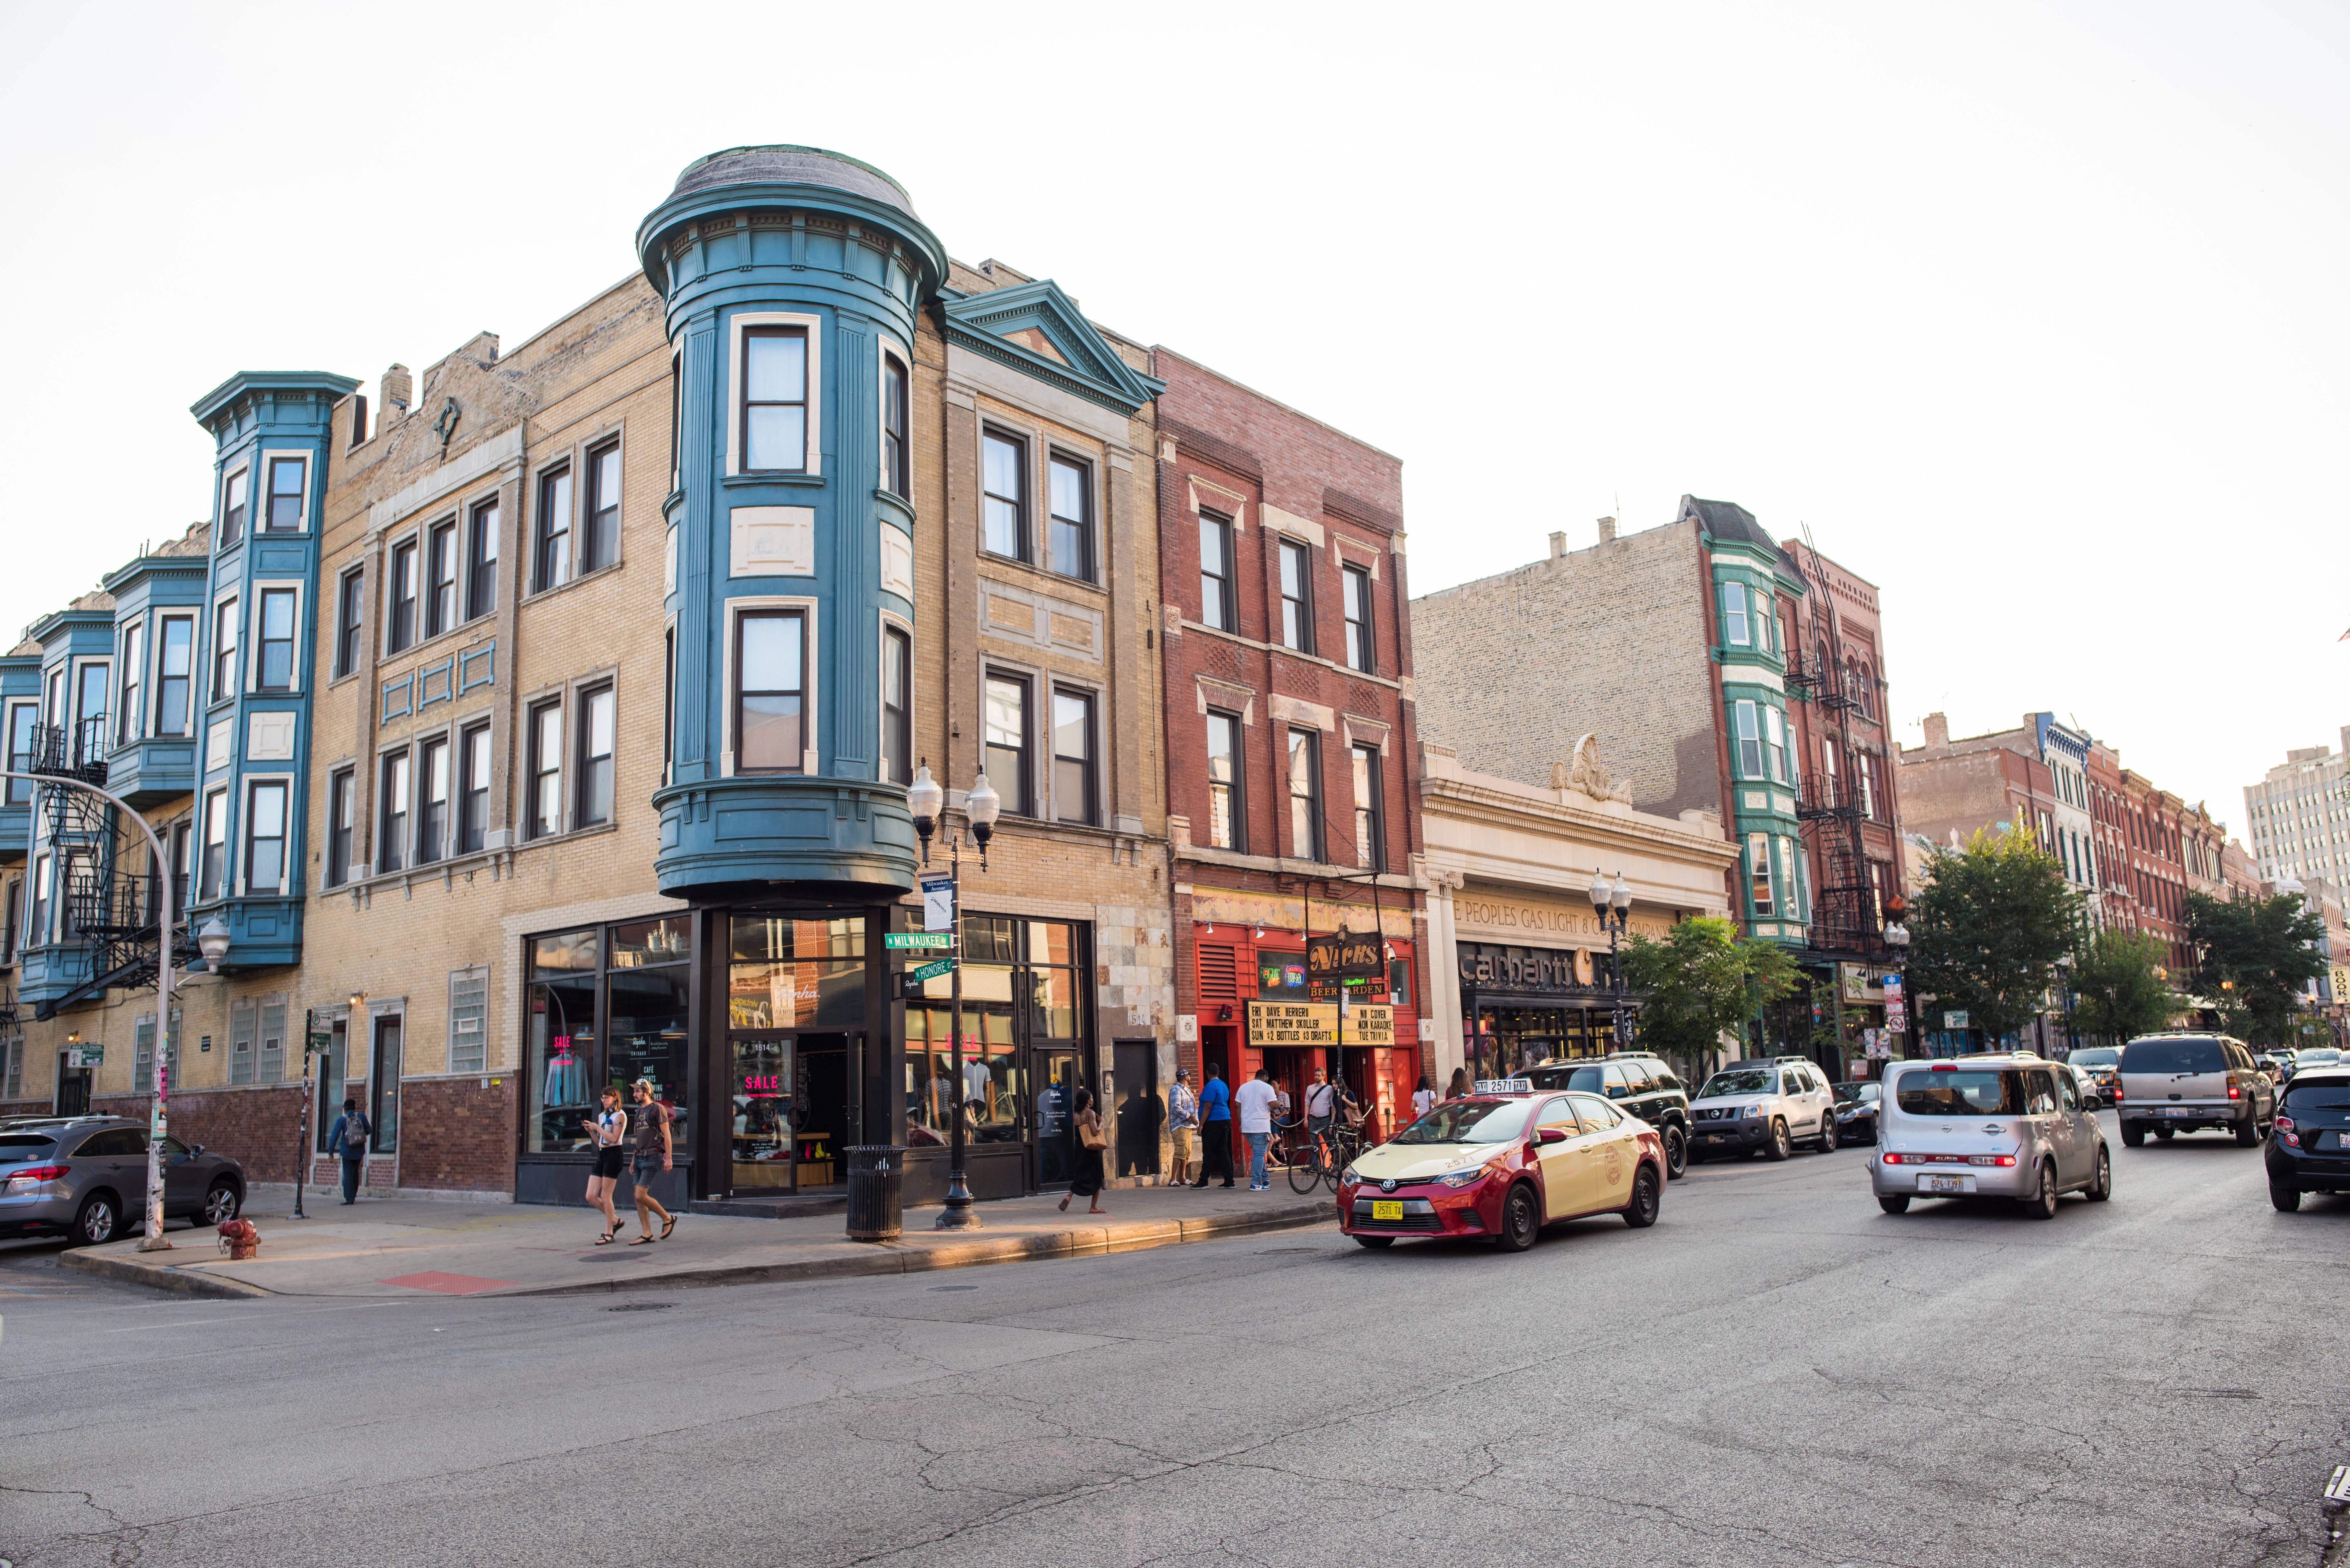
[2,1,2340,836]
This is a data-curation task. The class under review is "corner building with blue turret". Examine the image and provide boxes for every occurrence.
[0,147,1241,1211]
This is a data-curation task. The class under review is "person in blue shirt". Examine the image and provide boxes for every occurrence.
[1191,1067,1235,1188]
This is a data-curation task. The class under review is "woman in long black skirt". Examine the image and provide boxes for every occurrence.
[1059,1088,1110,1215]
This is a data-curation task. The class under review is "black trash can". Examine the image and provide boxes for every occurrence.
[845,1146,904,1241]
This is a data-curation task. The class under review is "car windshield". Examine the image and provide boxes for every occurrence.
[1391,1100,1536,1145]
[1833,1082,1865,1103]
[1894,1070,2021,1117]
[2122,1039,2226,1075]
[2296,1050,2342,1066]
[2068,1049,2119,1069]
[0,1134,56,1160]
[1699,1070,1775,1099]
[2284,1080,2350,1112]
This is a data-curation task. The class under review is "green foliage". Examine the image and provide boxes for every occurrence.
[2185,889,2327,1046]
[2068,928,2177,1043]
[1624,916,1800,1078]
[1908,820,2082,1042]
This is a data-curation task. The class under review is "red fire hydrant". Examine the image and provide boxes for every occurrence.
[216,1219,260,1260]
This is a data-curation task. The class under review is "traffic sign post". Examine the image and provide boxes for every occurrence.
[884,932,953,950]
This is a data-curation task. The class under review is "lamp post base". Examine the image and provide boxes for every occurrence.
[933,1186,983,1230]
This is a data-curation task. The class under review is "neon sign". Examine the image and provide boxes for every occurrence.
[741,1075,781,1094]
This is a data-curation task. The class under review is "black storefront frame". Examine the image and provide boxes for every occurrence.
[1457,939,1632,1079]
[513,912,698,1207]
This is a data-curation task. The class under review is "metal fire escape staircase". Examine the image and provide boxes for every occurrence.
[1788,531,1885,958]
[27,717,194,1020]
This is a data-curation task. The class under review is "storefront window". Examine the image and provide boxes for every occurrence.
[727,915,865,1027]
[732,1036,791,1186]
[1257,952,1308,998]
[523,918,694,1156]
[905,1005,1022,1150]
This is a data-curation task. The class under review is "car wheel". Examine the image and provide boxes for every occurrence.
[2022,1161,2059,1220]
[1817,1115,1839,1154]
[1878,1194,1911,1215]
[2086,1146,2111,1202]
[74,1193,120,1247]
[2235,1114,2261,1148]
[1353,1234,1395,1249]
[1663,1124,1688,1181]
[2120,1120,2145,1147]
[1495,1183,1540,1252]
[2270,1180,2303,1213]
[1764,1119,1792,1161]
[202,1180,241,1226]
[1622,1165,1661,1228]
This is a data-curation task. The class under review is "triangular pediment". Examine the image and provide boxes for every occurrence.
[940,279,1164,414]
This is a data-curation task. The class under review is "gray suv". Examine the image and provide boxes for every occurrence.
[0,1116,246,1245]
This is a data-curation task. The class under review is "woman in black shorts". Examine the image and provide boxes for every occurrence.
[584,1086,628,1243]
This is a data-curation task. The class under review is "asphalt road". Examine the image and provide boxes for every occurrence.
[3,1110,2345,1568]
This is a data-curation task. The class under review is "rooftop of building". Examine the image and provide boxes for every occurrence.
[663,144,921,221]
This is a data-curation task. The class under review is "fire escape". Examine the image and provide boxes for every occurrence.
[1787,537,1884,958]
[26,714,193,1020]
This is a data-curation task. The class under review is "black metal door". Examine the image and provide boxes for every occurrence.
[1112,1040,1159,1179]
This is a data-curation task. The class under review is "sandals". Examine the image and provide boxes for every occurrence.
[660,1215,676,1240]
[629,1235,656,1246]
[596,1231,616,1245]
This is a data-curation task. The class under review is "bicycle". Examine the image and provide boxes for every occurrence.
[1287,1114,1366,1194]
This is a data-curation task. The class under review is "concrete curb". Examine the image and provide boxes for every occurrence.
[503,1199,1333,1297]
[59,1248,274,1301]
[52,1199,1336,1301]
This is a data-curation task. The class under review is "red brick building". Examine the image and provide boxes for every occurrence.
[1150,350,1426,1156]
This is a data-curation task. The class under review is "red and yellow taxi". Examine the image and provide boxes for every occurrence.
[1336,1087,1665,1251]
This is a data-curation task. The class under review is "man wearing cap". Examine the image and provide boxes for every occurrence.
[1168,1067,1200,1186]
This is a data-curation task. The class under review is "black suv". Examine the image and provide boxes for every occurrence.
[1520,1053,1692,1179]
[2268,1068,2350,1211]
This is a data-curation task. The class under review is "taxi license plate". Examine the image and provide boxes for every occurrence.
[1370,1200,1403,1221]
[1925,1175,1965,1193]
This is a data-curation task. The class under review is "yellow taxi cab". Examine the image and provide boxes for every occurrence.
[1337,1084,1665,1251]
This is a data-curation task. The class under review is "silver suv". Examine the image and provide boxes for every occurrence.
[1687,1057,1839,1162]
[1872,1054,2111,1218]
[2116,1033,2276,1147]
[0,1116,246,1245]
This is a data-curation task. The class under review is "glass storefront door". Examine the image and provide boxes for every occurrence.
[1035,1049,1081,1189]
[730,1032,793,1189]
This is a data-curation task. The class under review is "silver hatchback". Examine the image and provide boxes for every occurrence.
[1870,1055,2112,1218]
[0,1116,246,1245]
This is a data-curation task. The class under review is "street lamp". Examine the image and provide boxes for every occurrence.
[197,918,231,970]
[908,763,998,1230]
[1590,870,1633,1052]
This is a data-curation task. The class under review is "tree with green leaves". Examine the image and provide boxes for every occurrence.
[2184,889,2326,1046]
[1908,820,2082,1045]
[2067,928,2177,1045]
[1623,915,1799,1083]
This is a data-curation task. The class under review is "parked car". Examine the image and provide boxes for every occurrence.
[2288,1048,2344,1085]
[1871,1054,2111,1218]
[2115,1033,2276,1147]
[2256,1050,2295,1082]
[1687,1057,1838,1162]
[1337,1090,1665,1251]
[1519,1052,1692,1179]
[1831,1081,1882,1143]
[0,1118,246,1245]
[2268,1068,2350,1211]
[2066,1046,2121,1107]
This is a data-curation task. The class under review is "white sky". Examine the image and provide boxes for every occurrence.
[3,1,2341,836]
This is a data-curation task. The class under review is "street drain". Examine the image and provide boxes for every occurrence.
[604,1303,673,1312]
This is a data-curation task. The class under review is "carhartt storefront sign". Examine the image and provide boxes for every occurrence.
[1456,944,1590,995]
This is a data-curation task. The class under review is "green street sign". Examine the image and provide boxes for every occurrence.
[884,933,954,950]
[907,958,957,984]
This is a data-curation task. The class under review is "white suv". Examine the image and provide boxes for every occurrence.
[1687,1057,1839,1162]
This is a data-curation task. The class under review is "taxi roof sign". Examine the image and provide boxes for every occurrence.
[1474,1078,1533,1094]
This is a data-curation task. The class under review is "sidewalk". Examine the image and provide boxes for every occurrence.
[59,1181,1336,1301]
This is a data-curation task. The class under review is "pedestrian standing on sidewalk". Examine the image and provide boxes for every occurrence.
[1233,1068,1279,1190]
[1168,1068,1200,1186]
[1411,1074,1436,1122]
[327,1098,372,1205]
[584,1087,628,1243]
[627,1080,676,1245]
[1304,1067,1337,1161]
[1059,1089,1110,1215]
[1193,1067,1234,1188]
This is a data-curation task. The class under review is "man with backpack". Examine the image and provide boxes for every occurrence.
[326,1098,372,1204]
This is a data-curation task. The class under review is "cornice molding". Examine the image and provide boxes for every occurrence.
[940,280,1165,415]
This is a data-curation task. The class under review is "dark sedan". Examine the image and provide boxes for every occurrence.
[2268,1070,2350,1211]
[1831,1081,1881,1144]
[0,1116,246,1244]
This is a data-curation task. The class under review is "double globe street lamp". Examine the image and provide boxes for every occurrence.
[906,763,1000,1230]
[1589,870,1633,1050]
